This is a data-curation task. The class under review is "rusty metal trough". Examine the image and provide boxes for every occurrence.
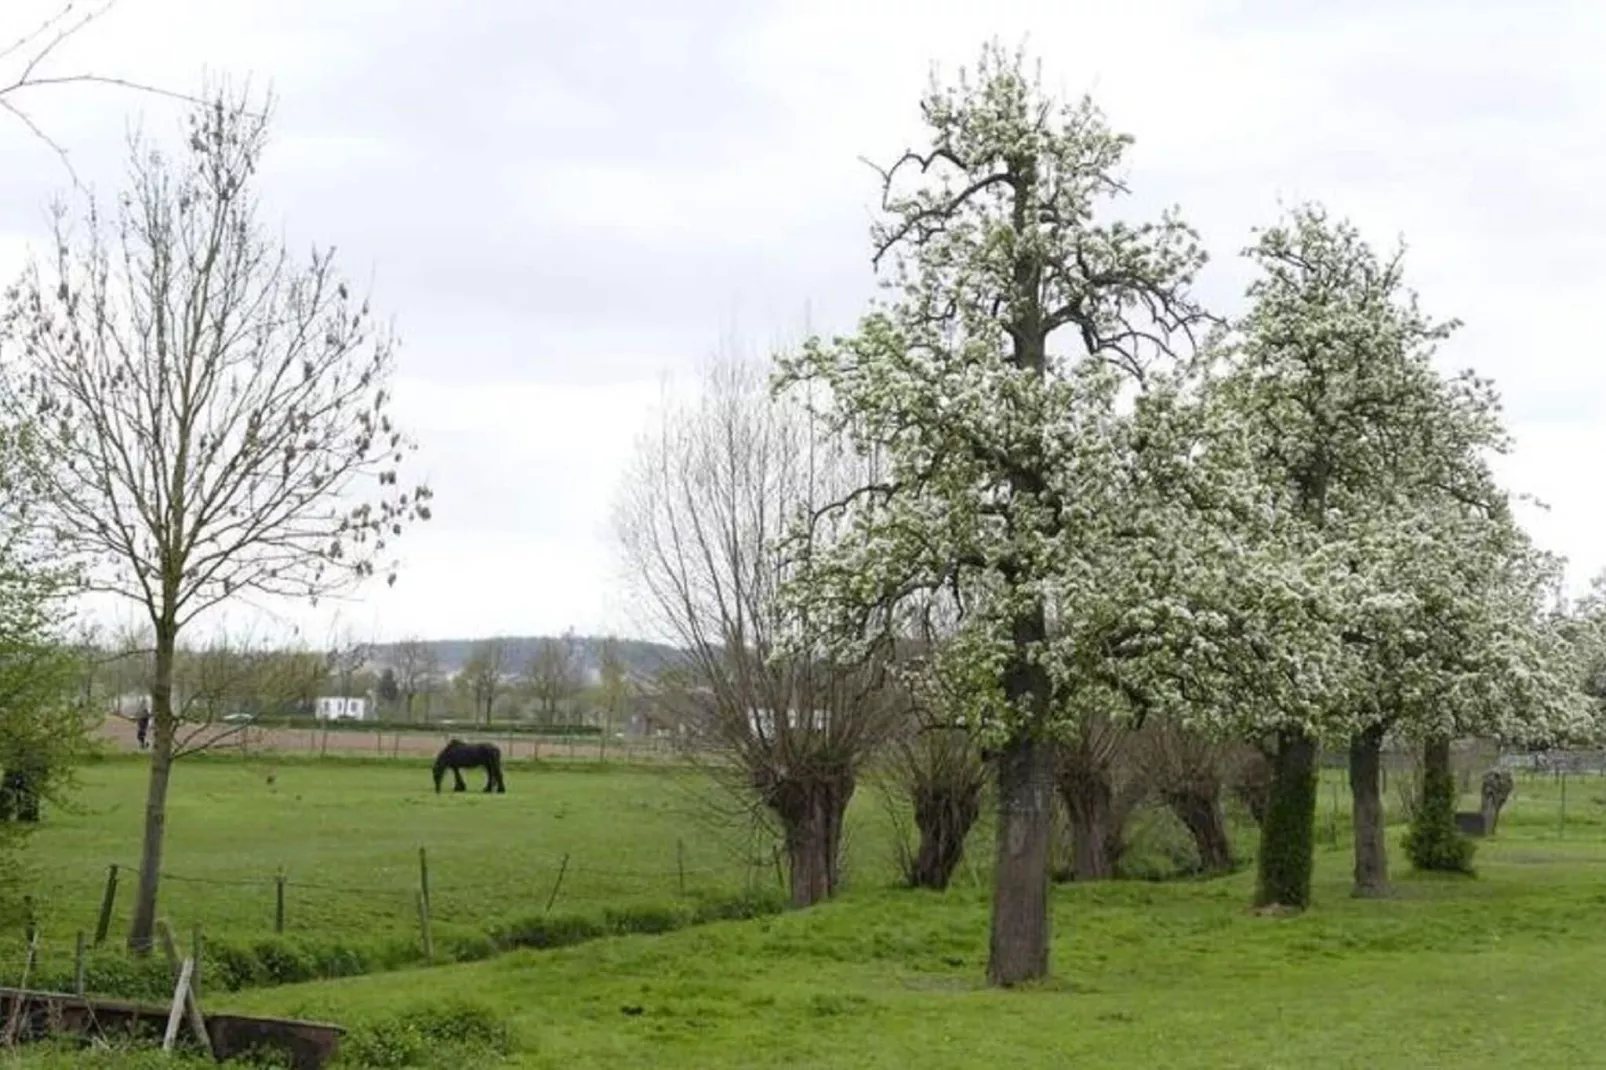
[0,985,345,1069]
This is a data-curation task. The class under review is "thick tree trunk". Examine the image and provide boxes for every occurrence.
[1349,724,1389,898]
[773,775,852,908]
[1253,728,1318,910]
[988,734,1054,986]
[1168,791,1234,874]
[128,622,178,955]
[1061,767,1116,881]
[911,783,981,890]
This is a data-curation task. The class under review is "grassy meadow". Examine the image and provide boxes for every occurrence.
[4,752,1606,1067]
[8,754,838,959]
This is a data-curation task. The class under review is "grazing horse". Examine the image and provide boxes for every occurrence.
[432,739,506,794]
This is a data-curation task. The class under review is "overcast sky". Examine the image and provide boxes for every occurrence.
[1,0,1601,647]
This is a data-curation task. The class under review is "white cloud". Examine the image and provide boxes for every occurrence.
[2,0,1602,647]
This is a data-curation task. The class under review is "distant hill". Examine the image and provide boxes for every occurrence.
[367,635,682,681]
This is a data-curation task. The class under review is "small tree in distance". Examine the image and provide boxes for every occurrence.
[0,87,430,953]
[596,635,630,756]
[526,632,580,724]
[391,637,437,721]
[463,639,506,725]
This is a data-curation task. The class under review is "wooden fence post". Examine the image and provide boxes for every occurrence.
[93,864,119,946]
[545,854,570,913]
[676,839,686,897]
[416,891,433,964]
[274,870,286,933]
[418,847,431,914]
[192,923,204,998]
[73,931,86,995]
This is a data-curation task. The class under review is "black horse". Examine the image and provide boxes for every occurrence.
[432,739,505,794]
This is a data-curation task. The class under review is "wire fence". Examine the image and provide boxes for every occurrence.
[2,841,796,1000]
[101,715,687,764]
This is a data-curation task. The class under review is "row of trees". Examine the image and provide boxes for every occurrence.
[73,629,637,730]
[618,43,1604,988]
[451,633,631,725]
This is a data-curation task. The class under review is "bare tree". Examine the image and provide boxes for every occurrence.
[596,634,629,757]
[325,630,372,706]
[1055,714,1146,882]
[1,2,199,180]
[525,632,580,724]
[391,637,436,721]
[616,353,903,908]
[463,639,506,725]
[881,723,986,891]
[167,631,327,752]
[1133,720,1252,875]
[0,89,429,952]
[874,600,988,891]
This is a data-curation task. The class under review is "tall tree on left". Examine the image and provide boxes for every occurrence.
[0,88,432,953]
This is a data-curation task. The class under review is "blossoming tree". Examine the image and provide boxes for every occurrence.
[773,43,1232,985]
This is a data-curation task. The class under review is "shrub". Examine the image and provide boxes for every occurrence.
[335,999,516,1069]
[489,911,605,950]
[603,901,691,935]
[32,948,174,1002]
[689,889,787,924]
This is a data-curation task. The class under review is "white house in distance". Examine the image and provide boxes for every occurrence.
[314,696,369,721]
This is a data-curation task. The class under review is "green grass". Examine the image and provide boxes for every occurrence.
[13,754,828,942]
[217,835,1606,1069]
[7,755,1606,1067]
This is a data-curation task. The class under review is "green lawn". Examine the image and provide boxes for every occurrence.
[221,836,1606,1069]
[11,755,861,955]
[8,754,1606,1067]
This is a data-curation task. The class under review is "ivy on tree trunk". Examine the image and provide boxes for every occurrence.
[1405,736,1475,874]
[1254,728,1318,910]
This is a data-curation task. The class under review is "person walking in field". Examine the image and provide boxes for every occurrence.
[135,704,150,751]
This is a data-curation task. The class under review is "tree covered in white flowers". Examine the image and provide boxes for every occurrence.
[1213,206,1591,903]
[773,43,1241,985]
[1562,573,1606,722]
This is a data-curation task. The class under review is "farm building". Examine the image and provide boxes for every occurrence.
[314,695,369,721]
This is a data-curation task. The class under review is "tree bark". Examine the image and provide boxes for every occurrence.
[1348,724,1389,898]
[128,620,178,954]
[1061,767,1116,881]
[911,783,981,891]
[772,776,852,908]
[988,733,1054,986]
[1167,791,1234,874]
[1253,728,1318,910]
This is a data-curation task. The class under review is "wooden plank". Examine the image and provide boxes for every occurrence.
[162,959,193,1052]
[184,969,216,1060]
